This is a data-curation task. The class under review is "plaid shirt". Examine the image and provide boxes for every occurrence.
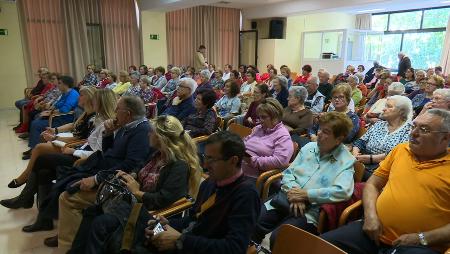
[83,73,98,86]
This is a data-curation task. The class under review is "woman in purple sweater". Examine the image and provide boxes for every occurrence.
[242,98,294,180]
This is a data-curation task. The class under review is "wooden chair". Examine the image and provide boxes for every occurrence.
[151,197,195,218]
[271,224,346,254]
[228,123,252,139]
[356,126,367,139]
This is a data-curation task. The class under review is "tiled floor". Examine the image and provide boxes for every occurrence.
[0,109,59,254]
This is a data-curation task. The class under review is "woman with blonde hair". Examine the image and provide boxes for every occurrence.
[2,88,118,209]
[69,115,202,253]
[112,70,132,95]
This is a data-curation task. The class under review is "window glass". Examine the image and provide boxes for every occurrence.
[402,31,446,69]
[422,8,450,28]
[322,31,343,59]
[371,14,388,31]
[389,11,422,30]
[303,32,322,59]
[376,34,402,69]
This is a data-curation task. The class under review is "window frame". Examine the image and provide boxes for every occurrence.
[371,6,448,68]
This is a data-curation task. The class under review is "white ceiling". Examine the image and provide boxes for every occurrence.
[139,0,450,19]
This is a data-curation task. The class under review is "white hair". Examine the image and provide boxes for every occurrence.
[348,75,359,84]
[434,88,450,102]
[288,86,308,103]
[387,82,405,96]
[275,75,288,89]
[200,69,211,80]
[427,108,450,132]
[387,95,413,121]
[309,76,319,85]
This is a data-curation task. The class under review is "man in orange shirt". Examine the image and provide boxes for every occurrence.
[322,108,450,254]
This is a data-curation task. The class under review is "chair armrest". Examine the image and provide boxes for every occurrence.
[317,210,328,234]
[255,169,281,194]
[49,111,74,127]
[65,139,87,148]
[150,197,194,218]
[338,200,363,227]
[262,172,283,201]
[193,135,209,143]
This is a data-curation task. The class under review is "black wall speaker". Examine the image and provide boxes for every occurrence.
[251,21,257,30]
[269,19,284,39]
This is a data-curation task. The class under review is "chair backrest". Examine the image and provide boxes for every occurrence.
[356,126,367,139]
[228,123,252,139]
[353,161,365,183]
[272,225,346,254]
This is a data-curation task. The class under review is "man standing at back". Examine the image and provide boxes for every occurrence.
[194,45,208,71]
[397,52,411,78]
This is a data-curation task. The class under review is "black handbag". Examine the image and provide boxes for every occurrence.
[96,175,137,214]
[270,191,290,214]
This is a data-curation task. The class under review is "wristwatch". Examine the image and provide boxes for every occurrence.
[418,232,428,246]
[176,233,185,250]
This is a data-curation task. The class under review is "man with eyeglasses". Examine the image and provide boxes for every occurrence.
[147,131,261,254]
[303,76,325,114]
[322,108,450,254]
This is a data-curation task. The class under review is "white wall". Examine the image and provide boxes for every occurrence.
[141,11,168,68]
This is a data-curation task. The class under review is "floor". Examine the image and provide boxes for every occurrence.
[0,109,59,254]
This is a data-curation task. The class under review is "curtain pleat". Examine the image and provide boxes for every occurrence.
[166,6,240,70]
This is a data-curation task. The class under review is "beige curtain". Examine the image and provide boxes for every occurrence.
[166,6,240,69]
[100,0,141,73]
[440,16,450,76]
[17,0,69,81]
[355,14,372,30]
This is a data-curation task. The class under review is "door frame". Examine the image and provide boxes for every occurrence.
[239,30,258,67]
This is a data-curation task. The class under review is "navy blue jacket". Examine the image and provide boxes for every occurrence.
[162,96,196,121]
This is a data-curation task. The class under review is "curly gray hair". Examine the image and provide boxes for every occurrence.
[288,86,308,104]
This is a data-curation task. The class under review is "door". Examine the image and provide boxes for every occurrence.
[239,30,258,66]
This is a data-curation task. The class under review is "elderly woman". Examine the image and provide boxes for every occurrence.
[354,73,368,97]
[401,67,415,92]
[138,64,148,77]
[353,95,413,180]
[242,98,294,180]
[78,64,98,87]
[138,76,157,104]
[271,75,289,107]
[152,66,168,89]
[183,89,218,138]
[240,70,258,106]
[161,67,181,97]
[411,75,445,114]
[210,69,225,90]
[294,64,312,85]
[241,84,271,128]
[68,115,202,253]
[365,70,391,110]
[252,111,355,248]
[229,70,243,86]
[310,84,360,144]
[407,70,426,97]
[364,82,405,124]
[419,88,450,116]
[193,69,212,97]
[347,75,363,106]
[95,69,112,89]
[123,71,141,97]
[215,80,241,119]
[112,71,131,95]
[280,66,293,88]
[264,68,277,89]
[283,86,313,146]
[162,78,197,121]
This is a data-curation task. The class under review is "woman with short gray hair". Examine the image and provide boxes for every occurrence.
[271,75,289,107]
[353,95,413,180]
[282,86,313,146]
[419,88,450,116]
[123,71,141,97]
[365,82,405,123]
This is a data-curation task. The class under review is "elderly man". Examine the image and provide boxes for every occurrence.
[397,52,411,78]
[222,64,232,81]
[146,131,261,254]
[303,76,325,113]
[419,88,450,116]
[322,109,450,254]
[252,112,356,248]
[162,78,197,121]
[23,96,151,249]
[193,69,213,98]
[318,71,333,102]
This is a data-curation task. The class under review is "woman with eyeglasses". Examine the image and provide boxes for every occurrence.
[310,84,360,144]
[411,75,445,115]
[352,95,413,180]
[241,98,294,181]
[419,88,450,116]
[68,115,202,253]
[95,69,112,89]
[123,71,141,97]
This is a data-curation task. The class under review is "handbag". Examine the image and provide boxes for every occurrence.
[270,191,290,214]
[96,175,137,214]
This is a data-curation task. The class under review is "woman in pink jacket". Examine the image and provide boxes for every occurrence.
[242,97,294,180]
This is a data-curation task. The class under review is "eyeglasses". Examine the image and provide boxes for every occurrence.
[202,154,225,164]
[426,82,437,86]
[178,85,190,89]
[332,95,346,101]
[411,124,448,135]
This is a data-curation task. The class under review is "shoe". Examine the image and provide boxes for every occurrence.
[22,149,31,156]
[22,154,31,160]
[22,219,54,233]
[19,133,29,139]
[0,196,33,209]
[13,123,22,131]
[15,123,29,134]
[8,179,25,188]
[44,235,58,247]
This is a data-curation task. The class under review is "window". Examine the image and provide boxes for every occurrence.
[303,31,344,59]
[370,7,449,69]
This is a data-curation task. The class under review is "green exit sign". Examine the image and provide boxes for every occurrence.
[149,34,159,40]
[0,29,8,36]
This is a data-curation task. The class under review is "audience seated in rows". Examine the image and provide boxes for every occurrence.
[241,98,294,180]
[240,70,258,109]
[322,109,450,254]
[214,80,241,120]
[271,75,289,108]
[232,84,270,128]
[162,78,197,121]
[282,86,313,146]
[318,71,333,102]
[293,64,312,85]
[411,75,445,115]
[303,76,325,114]
[419,88,450,116]
[252,112,356,248]
[183,89,218,138]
